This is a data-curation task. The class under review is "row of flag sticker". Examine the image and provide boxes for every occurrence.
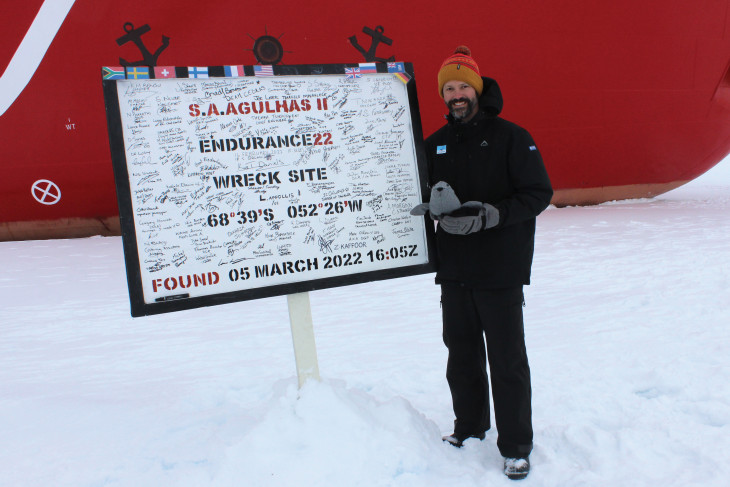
[102,66,245,79]
[102,62,410,83]
[346,62,409,81]
[335,62,410,84]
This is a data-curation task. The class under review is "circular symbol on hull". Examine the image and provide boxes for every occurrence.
[31,179,62,205]
[252,35,284,65]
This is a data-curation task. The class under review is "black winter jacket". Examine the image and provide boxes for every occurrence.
[425,77,553,288]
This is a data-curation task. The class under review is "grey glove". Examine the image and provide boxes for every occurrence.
[410,181,462,219]
[439,202,500,235]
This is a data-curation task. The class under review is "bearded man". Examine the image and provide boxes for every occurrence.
[422,46,553,480]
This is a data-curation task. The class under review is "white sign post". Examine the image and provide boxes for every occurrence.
[287,291,320,388]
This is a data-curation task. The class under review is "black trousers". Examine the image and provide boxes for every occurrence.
[441,284,533,458]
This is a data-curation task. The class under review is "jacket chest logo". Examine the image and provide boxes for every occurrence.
[481,140,488,147]
[436,145,447,154]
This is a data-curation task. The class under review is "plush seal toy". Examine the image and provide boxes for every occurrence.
[410,181,484,219]
[410,181,461,218]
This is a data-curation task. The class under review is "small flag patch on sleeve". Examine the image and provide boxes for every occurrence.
[437,145,447,154]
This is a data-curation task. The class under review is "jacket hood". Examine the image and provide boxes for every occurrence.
[479,76,503,116]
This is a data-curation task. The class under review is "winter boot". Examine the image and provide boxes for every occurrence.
[441,431,486,448]
[503,457,530,480]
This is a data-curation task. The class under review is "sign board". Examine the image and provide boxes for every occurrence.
[103,63,434,316]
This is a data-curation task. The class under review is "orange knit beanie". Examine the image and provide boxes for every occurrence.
[437,45,483,98]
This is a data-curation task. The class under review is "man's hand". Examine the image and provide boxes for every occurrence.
[439,202,499,235]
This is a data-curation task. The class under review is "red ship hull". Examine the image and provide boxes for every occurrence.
[3,0,730,239]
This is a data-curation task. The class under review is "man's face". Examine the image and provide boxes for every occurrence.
[443,80,479,122]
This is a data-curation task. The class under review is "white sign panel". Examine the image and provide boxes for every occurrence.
[104,63,433,316]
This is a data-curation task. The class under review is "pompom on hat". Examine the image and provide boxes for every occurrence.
[437,45,483,98]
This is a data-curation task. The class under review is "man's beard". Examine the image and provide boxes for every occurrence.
[447,97,478,121]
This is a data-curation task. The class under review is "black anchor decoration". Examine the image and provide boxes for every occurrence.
[349,25,395,62]
[116,22,170,67]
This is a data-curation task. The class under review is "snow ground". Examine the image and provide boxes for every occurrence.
[1,159,729,486]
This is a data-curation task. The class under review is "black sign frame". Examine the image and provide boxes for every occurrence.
[103,62,435,317]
